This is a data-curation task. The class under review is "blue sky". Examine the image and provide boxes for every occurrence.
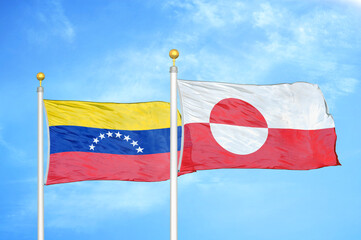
[1,0,361,239]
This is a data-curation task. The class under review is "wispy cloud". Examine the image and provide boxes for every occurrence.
[44,181,168,229]
[5,181,169,231]
[332,0,361,8]
[320,77,359,108]
[94,48,172,103]
[178,170,295,225]
[0,127,26,161]
[165,0,246,28]
[250,3,360,106]
[253,2,285,28]
[162,0,361,97]
[28,0,75,43]
[338,78,358,93]
[54,0,359,106]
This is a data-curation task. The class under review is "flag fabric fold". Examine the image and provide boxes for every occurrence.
[177,79,340,173]
[44,100,184,185]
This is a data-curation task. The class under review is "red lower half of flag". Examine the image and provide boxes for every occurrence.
[179,123,340,173]
[46,151,190,185]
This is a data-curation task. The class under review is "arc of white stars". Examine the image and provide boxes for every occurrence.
[89,132,144,153]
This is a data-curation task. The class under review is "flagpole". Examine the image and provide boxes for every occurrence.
[169,49,179,240]
[37,72,45,240]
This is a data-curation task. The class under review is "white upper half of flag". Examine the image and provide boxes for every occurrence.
[177,79,335,130]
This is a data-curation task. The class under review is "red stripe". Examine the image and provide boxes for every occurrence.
[46,152,192,185]
[179,123,339,173]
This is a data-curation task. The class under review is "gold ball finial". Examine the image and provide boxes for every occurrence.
[37,72,45,86]
[37,72,45,81]
[169,49,179,59]
[169,49,179,66]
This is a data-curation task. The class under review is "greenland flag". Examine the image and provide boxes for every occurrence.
[177,79,340,173]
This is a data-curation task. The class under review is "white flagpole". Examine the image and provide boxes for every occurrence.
[37,72,45,240]
[169,49,179,240]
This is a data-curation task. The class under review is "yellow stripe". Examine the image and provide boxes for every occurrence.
[44,100,182,130]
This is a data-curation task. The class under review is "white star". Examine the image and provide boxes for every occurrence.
[93,138,99,144]
[89,144,95,150]
[115,132,122,138]
[106,131,113,137]
[124,135,130,141]
[131,140,138,147]
[99,133,105,139]
[136,146,144,153]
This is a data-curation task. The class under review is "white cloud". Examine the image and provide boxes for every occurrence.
[44,181,169,229]
[338,78,358,93]
[4,179,168,231]
[248,3,361,107]
[43,0,360,115]
[29,0,75,43]
[89,47,172,103]
[5,174,202,231]
[333,0,361,7]
[165,0,246,28]
[43,45,176,103]
[253,2,284,28]
[88,0,360,107]
[0,127,26,161]
[44,0,356,108]
[44,174,211,229]
[320,77,359,108]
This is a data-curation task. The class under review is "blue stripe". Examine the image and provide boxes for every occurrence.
[49,126,182,155]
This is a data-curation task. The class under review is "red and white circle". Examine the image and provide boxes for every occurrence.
[210,98,268,155]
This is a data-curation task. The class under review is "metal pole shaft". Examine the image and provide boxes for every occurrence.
[37,86,44,240]
[170,65,178,240]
